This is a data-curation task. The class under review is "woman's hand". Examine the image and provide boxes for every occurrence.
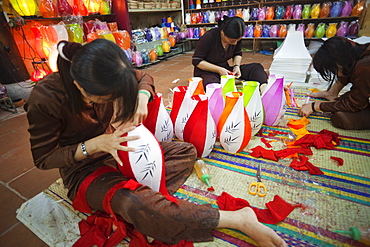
[233,66,241,78]
[219,67,232,76]
[91,126,140,165]
[298,103,313,117]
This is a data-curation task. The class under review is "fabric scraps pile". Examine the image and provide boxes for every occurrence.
[251,117,343,175]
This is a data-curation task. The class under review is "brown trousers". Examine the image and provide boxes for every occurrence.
[84,141,219,244]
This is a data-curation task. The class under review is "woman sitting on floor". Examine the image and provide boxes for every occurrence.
[25,39,287,247]
[299,36,370,130]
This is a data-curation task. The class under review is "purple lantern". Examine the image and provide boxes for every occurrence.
[348,20,359,37]
[341,1,353,17]
[251,8,258,20]
[337,21,349,37]
[258,7,266,20]
[269,24,278,37]
[262,24,270,37]
[246,24,254,37]
[293,4,302,19]
[296,23,305,32]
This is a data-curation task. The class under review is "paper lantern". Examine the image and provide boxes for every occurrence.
[143,93,174,142]
[311,3,320,18]
[31,68,51,82]
[30,27,47,59]
[242,81,264,136]
[206,83,224,128]
[218,92,251,153]
[220,75,236,98]
[326,23,337,38]
[66,23,84,43]
[83,0,101,14]
[100,0,111,14]
[40,0,58,18]
[183,94,216,157]
[261,75,286,126]
[9,0,37,16]
[171,78,204,141]
[57,0,73,16]
[117,124,166,193]
[73,0,89,16]
[170,86,188,126]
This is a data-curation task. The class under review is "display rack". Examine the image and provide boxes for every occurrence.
[183,0,365,52]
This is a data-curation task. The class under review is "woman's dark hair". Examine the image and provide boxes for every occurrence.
[313,36,368,89]
[57,39,138,123]
[218,16,245,39]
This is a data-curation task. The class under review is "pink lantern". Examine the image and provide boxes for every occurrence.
[143,93,174,142]
[218,92,251,153]
[183,94,216,157]
[261,75,286,126]
[206,83,224,128]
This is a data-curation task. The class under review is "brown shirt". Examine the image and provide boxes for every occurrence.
[24,70,155,199]
[192,27,242,76]
[320,45,370,113]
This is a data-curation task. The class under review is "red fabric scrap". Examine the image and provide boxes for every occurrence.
[289,156,324,175]
[261,138,273,148]
[275,147,312,159]
[249,146,278,161]
[292,129,340,150]
[330,156,344,166]
[73,173,191,247]
[217,192,300,224]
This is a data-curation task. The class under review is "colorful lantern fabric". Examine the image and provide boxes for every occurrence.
[183,94,216,157]
[320,2,331,18]
[73,0,88,16]
[341,1,353,17]
[243,81,264,136]
[40,0,58,18]
[326,23,337,38]
[220,75,236,98]
[218,92,251,153]
[310,3,320,18]
[206,83,224,128]
[143,93,174,142]
[66,23,84,43]
[10,0,37,16]
[261,75,286,126]
[57,0,73,16]
[117,124,168,194]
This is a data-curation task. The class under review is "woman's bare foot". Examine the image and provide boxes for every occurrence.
[218,208,287,247]
[238,207,287,247]
[308,90,337,101]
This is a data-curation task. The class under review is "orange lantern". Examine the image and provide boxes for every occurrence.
[168,35,176,47]
[149,49,158,62]
[40,0,58,18]
[9,0,37,16]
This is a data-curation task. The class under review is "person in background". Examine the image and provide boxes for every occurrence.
[299,36,370,130]
[192,16,268,90]
[25,39,286,247]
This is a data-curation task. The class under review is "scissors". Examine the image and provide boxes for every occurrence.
[248,164,267,197]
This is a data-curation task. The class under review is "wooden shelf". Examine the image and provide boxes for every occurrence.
[23,14,116,22]
[129,8,182,13]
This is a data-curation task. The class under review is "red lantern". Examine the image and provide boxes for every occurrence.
[30,62,52,83]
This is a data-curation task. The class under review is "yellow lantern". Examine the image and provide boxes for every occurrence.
[9,0,37,16]
[83,0,102,14]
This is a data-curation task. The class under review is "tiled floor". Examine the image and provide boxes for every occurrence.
[0,51,272,246]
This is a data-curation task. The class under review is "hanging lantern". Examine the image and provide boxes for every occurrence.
[9,0,37,16]
[30,62,52,83]
[83,0,102,14]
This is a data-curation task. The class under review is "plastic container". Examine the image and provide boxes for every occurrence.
[194,159,212,188]
[334,226,370,243]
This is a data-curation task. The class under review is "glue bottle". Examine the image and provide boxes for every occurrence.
[194,159,212,189]
[334,226,370,243]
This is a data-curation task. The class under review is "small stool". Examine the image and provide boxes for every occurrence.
[0,97,17,113]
